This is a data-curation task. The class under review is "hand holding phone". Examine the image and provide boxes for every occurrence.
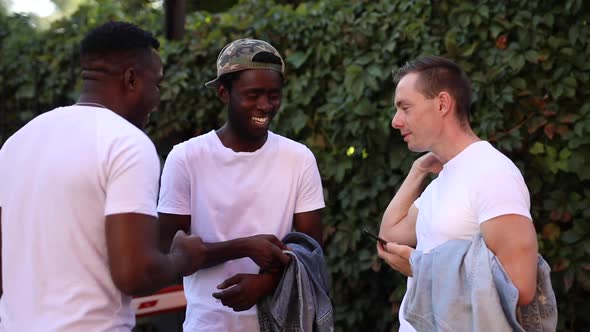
[362,229,388,245]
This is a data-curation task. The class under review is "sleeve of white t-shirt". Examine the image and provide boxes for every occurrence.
[104,134,160,217]
[474,164,532,224]
[0,146,6,207]
[413,196,422,210]
[295,149,326,213]
[157,143,191,215]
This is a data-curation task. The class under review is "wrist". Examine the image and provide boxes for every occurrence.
[234,237,253,259]
[259,271,281,296]
[168,250,189,278]
[409,163,431,178]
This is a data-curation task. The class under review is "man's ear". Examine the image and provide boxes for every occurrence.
[218,84,230,104]
[123,67,137,92]
[438,91,453,117]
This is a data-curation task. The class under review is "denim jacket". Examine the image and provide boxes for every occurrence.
[404,234,557,332]
[258,232,334,332]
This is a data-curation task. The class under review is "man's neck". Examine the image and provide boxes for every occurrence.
[431,126,480,164]
[215,123,268,153]
[77,90,125,119]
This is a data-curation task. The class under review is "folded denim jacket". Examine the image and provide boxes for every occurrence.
[404,234,557,332]
[257,232,333,332]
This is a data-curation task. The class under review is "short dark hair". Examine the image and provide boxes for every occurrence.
[218,51,284,91]
[393,56,472,124]
[80,21,159,70]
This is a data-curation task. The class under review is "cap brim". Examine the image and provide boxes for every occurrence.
[204,78,220,88]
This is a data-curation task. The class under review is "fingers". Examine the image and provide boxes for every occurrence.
[271,245,292,266]
[385,242,413,258]
[380,249,408,272]
[231,304,250,312]
[376,241,385,255]
[212,283,239,299]
[267,235,287,250]
[212,275,253,312]
[217,274,242,290]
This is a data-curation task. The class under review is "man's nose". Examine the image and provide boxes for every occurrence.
[257,95,273,112]
[391,112,403,129]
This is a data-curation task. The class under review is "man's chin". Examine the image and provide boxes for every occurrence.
[247,125,269,137]
[407,144,427,153]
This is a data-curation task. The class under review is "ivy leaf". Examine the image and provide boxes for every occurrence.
[544,123,556,140]
[529,142,545,155]
[525,50,538,63]
[287,51,310,69]
[509,54,526,71]
[542,223,561,241]
[568,145,590,180]
[562,229,580,244]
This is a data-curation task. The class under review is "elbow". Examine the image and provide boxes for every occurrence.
[517,287,536,306]
[517,268,537,306]
[111,267,145,297]
[110,257,157,297]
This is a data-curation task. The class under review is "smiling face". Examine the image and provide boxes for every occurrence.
[220,69,283,141]
[391,72,441,152]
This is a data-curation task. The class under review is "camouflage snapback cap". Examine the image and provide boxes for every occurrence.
[205,38,285,88]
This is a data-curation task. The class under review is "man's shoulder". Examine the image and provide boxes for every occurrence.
[83,108,158,160]
[164,131,217,165]
[97,109,148,139]
[173,130,215,153]
[458,142,527,192]
[461,141,520,173]
[479,142,521,172]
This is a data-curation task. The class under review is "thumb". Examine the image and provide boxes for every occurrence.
[271,237,288,250]
[174,230,187,238]
[385,242,401,254]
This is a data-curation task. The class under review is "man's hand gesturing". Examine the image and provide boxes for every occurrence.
[245,234,291,272]
[170,230,206,277]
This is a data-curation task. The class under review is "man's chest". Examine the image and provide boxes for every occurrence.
[415,179,480,251]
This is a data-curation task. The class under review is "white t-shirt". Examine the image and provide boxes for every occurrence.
[157,130,325,331]
[399,141,532,332]
[0,105,160,332]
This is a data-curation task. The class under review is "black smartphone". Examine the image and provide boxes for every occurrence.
[362,229,388,245]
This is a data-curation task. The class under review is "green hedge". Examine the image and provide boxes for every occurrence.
[1,0,589,330]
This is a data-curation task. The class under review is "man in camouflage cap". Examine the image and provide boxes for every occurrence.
[205,38,285,88]
[158,38,326,331]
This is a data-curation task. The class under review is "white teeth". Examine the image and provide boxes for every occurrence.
[252,117,268,125]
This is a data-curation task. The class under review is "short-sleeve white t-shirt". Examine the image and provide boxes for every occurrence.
[0,105,160,332]
[158,130,325,331]
[399,141,532,332]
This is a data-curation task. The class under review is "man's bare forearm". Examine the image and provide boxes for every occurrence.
[200,239,251,269]
[126,250,190,296]
[379,166,429,246]
[381,166,428,229]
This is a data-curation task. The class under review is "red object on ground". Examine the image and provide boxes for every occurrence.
[132,285,186,317]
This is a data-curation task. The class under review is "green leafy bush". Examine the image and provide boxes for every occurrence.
[1,0,589,330]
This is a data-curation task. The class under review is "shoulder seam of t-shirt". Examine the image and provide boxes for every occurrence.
[156,205,191,215]
[294,201,326,214]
